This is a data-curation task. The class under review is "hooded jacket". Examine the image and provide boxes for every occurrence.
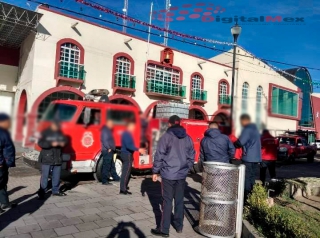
[152,125,195,180]
[200,128,235,163]
[0,128,16,167]
[235,124,262,163]
[38,128,67,165]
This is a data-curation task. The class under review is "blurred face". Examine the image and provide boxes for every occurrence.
[127,122,136,132]
[106,120,114,129]
[240,119,250,127]
[0,120,10,130]
[51,122,59,131]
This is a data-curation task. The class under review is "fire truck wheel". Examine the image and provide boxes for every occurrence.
[93,158,103,182]
[114,157,123,178]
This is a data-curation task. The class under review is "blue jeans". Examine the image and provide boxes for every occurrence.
[40,164,61,194]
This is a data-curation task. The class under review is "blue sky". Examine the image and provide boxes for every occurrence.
[8,0,320,91]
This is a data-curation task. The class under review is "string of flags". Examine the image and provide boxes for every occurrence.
[74,0,319,86]
[75,0,235,46]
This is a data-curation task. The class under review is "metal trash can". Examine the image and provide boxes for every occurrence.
[199,162,245,238]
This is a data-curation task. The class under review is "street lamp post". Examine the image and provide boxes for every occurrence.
[230,22,242,135]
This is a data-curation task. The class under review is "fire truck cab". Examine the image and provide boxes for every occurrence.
[29,89,209,181]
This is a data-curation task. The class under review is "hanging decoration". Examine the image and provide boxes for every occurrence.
[75,0,235,46]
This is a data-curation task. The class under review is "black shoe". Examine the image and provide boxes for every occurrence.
[151,228,169,237]
[52,192,67,197]
[176,230,182,234]
[0,208,5,214]
[1,203,17,210]
[102,182,112,186]
[119,190,132,195]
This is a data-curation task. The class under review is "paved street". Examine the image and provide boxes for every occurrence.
[2,151,320,238]
[1,161,203,238]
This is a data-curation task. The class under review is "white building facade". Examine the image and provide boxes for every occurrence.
[7,5,301,146]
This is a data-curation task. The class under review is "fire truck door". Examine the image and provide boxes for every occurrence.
[72,108,102,160]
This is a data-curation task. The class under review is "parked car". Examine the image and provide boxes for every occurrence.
[315,139,320,150]
[277,135,316,163]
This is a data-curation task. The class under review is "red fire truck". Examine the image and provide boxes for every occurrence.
[26,90,209,181]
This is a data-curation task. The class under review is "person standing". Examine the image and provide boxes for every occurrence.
[120,121,145,195]
[37,121,67,199]
[151,115,195,237]
[234,114,262,199]
[100,119,120,185]
[139,111,148,149]
[199,122,235,164]
[0,113,16,213]
[260,129,278,186]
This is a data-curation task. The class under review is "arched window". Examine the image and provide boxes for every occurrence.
[59,43,83,79]
[114,56,133,88]
[256,86,263,128]
[241,82,249,113]
[191,74,204,101]
[219,81,229,104]
[146,63,184,97]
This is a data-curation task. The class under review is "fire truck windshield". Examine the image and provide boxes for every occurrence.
[41,103,77,122]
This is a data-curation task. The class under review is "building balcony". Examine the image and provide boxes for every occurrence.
[191,89,207,103]
[113,73,136,93]
[146,80,186,99]
[57,61,86,85]
[219,95,231,105]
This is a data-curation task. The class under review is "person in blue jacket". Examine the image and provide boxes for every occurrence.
[199,121,235,164]
[0,113,16,213]
[120,121,145,195]
[151,115,195,237]
[234,114,262,199]
[100,119,120,185]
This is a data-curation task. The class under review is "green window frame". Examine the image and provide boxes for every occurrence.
[271,86,298,117]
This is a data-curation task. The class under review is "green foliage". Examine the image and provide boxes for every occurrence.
[244,184,320,238]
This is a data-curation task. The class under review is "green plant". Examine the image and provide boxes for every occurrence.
[244,184,320,238]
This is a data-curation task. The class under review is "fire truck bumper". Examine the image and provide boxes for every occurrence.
[70,160,96,173]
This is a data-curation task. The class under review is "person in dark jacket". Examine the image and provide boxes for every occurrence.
[199,122,235,163]
[151,115,195,237]
[120,121,146,195]
[234,114,262,199]
[260,129,278,186]
[37,121,67,199]
[100,119,120,185]
[0,113,16,213]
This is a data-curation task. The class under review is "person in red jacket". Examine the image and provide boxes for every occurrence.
[260,129,278,186]
[229,134,242,165]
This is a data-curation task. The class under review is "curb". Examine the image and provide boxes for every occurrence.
[242,220,264,238]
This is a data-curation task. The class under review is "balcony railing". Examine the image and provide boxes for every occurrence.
[219,94,231,105]
[58,61,85,80]
[191,89,207,101]
[147,80,186,98]
[114,73,136,89]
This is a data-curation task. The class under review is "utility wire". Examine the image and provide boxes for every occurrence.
[30,0,320,72]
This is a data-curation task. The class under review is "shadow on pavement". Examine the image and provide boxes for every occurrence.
[0,191,50,231]
[7,186,26,196]
[184,182,201,234]
[140,178,162,228]
[107,221,146,238]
